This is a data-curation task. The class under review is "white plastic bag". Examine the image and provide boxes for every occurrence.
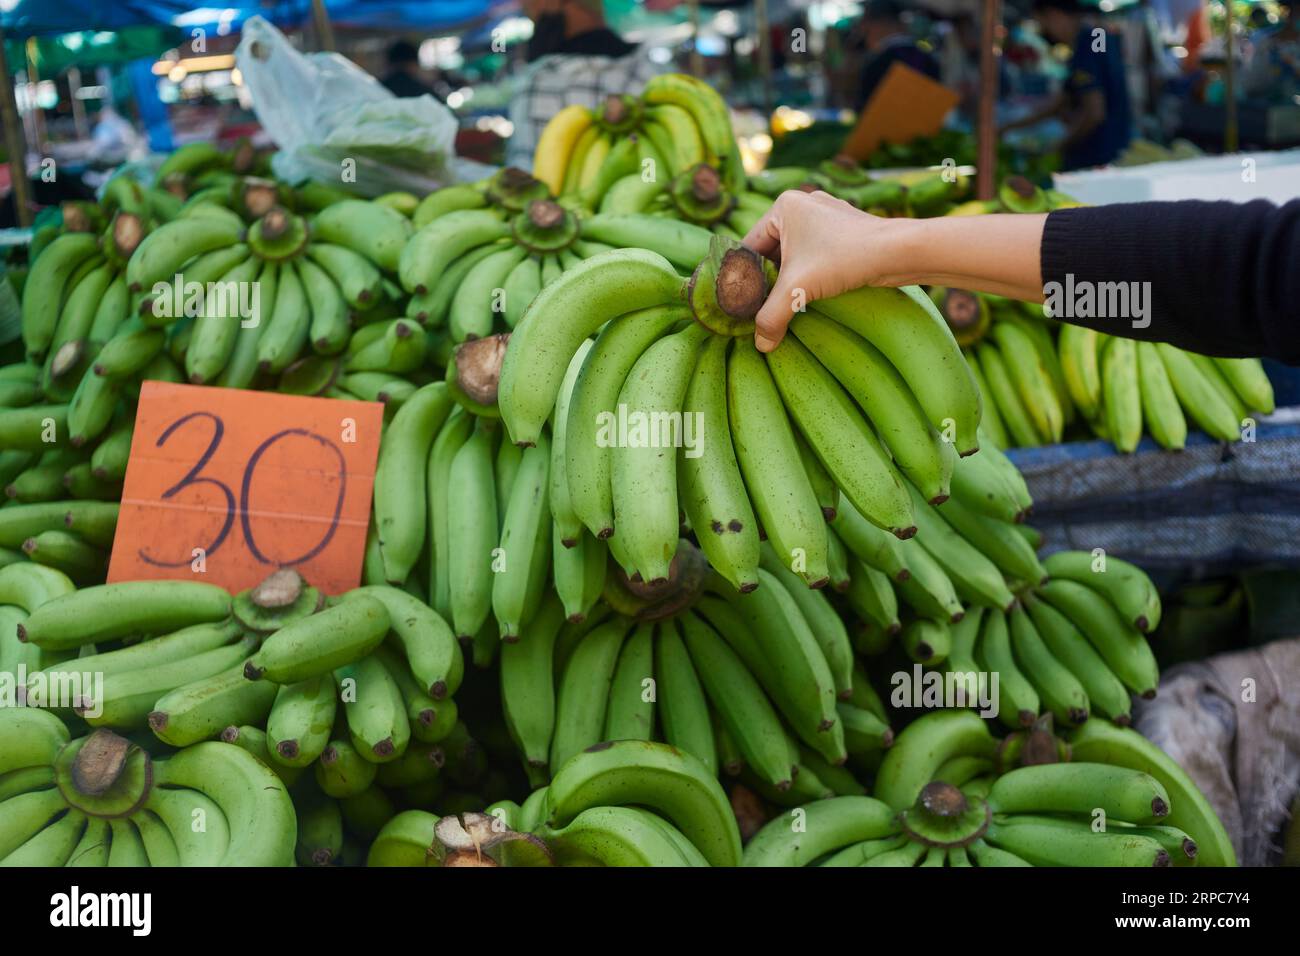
[234,16,461,196]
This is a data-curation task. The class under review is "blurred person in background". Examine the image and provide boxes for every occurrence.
[1001,0,1132,169]
[1244,2,1300,102]
[853,0,940,112]
[381,39,444,101]
[507,0,659,170]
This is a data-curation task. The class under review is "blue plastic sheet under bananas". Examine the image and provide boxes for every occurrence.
[1007,417,1300,576]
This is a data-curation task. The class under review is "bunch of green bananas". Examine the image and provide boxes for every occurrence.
[365,379,596,657]
[1058,325,1274,452]
[401,186,722,343]
[498,235,981,597]
[532,74,745,207]
[829,430,1041,647]
[745,710,1215,867]
[751,159,969,218]
[843,526,1162,731]
[499,549,890,794]
[938,285,1276,453]
[0,707,295,866]
[594,160,775,241]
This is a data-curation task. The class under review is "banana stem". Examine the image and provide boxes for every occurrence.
[688,235,767,336]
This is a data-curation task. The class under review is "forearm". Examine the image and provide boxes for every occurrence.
[1039,200,1300,362]
[872,214,1048,301]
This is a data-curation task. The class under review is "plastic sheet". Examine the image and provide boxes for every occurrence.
[234,16,460,197]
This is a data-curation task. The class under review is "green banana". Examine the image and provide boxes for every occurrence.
[550,340,594,548]
[149,659,278,747]
[83,634,258,729]
[1136,339,1187,450]
[603,622,655,742]
[728,339,829,586]
[566,304,686,539]
[1023,593,1132,723]
[653,618,717,775]
[266,674,337,767]
[813,284,981,455]
[447,419,499,639]
[1007,604,1090,726]
[500,594,566,772]
[22,232,103,357]
[767,334,915,538]
[492,434,552,640]
[611,324,707,582]
[874,709,996,810]
[336,651,410,763]
[540,805,707,866]
[154,740,296,865]
[791,312,953,503]
[244,593,389,683]
[553,530,607,624]
[679,613,791,789]
[742,795,898,867]
[974,608,1040,728]
[985,814,1170,867]
[759,544,854,698]
[549,617,629,771]
[310,200,413,272]
[305,242,383,310]
[988,761,1169,822]
[427,408,474,618]
[1101,337,1143,452]
[1156,343,1241,442]
[1036,579,1159,697]
[374,382,453,584]
[18,580,232,649]
[1042,549,1161,633]
[354,585,463,700]
[977,343,1039,447]
[1067,720,1236,866]
[399,209,512,295]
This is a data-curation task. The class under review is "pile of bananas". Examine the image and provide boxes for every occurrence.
[0,94,1264,867]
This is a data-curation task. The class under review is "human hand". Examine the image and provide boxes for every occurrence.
[742,189,899,352]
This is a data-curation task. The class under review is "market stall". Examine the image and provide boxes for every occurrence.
[0,0,1296,898]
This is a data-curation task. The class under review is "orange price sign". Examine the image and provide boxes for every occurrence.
[107,382,384,595]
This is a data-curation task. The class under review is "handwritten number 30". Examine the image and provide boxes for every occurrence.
[139,413,347,568]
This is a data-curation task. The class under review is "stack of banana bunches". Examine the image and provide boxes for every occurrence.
[0,82,1249,867]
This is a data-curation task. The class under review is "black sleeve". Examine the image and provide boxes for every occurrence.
[1039,199,1300,364]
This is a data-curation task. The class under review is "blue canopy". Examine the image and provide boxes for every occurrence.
[0,1,506,39]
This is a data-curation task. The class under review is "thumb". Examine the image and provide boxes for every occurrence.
[754,269,805,353]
